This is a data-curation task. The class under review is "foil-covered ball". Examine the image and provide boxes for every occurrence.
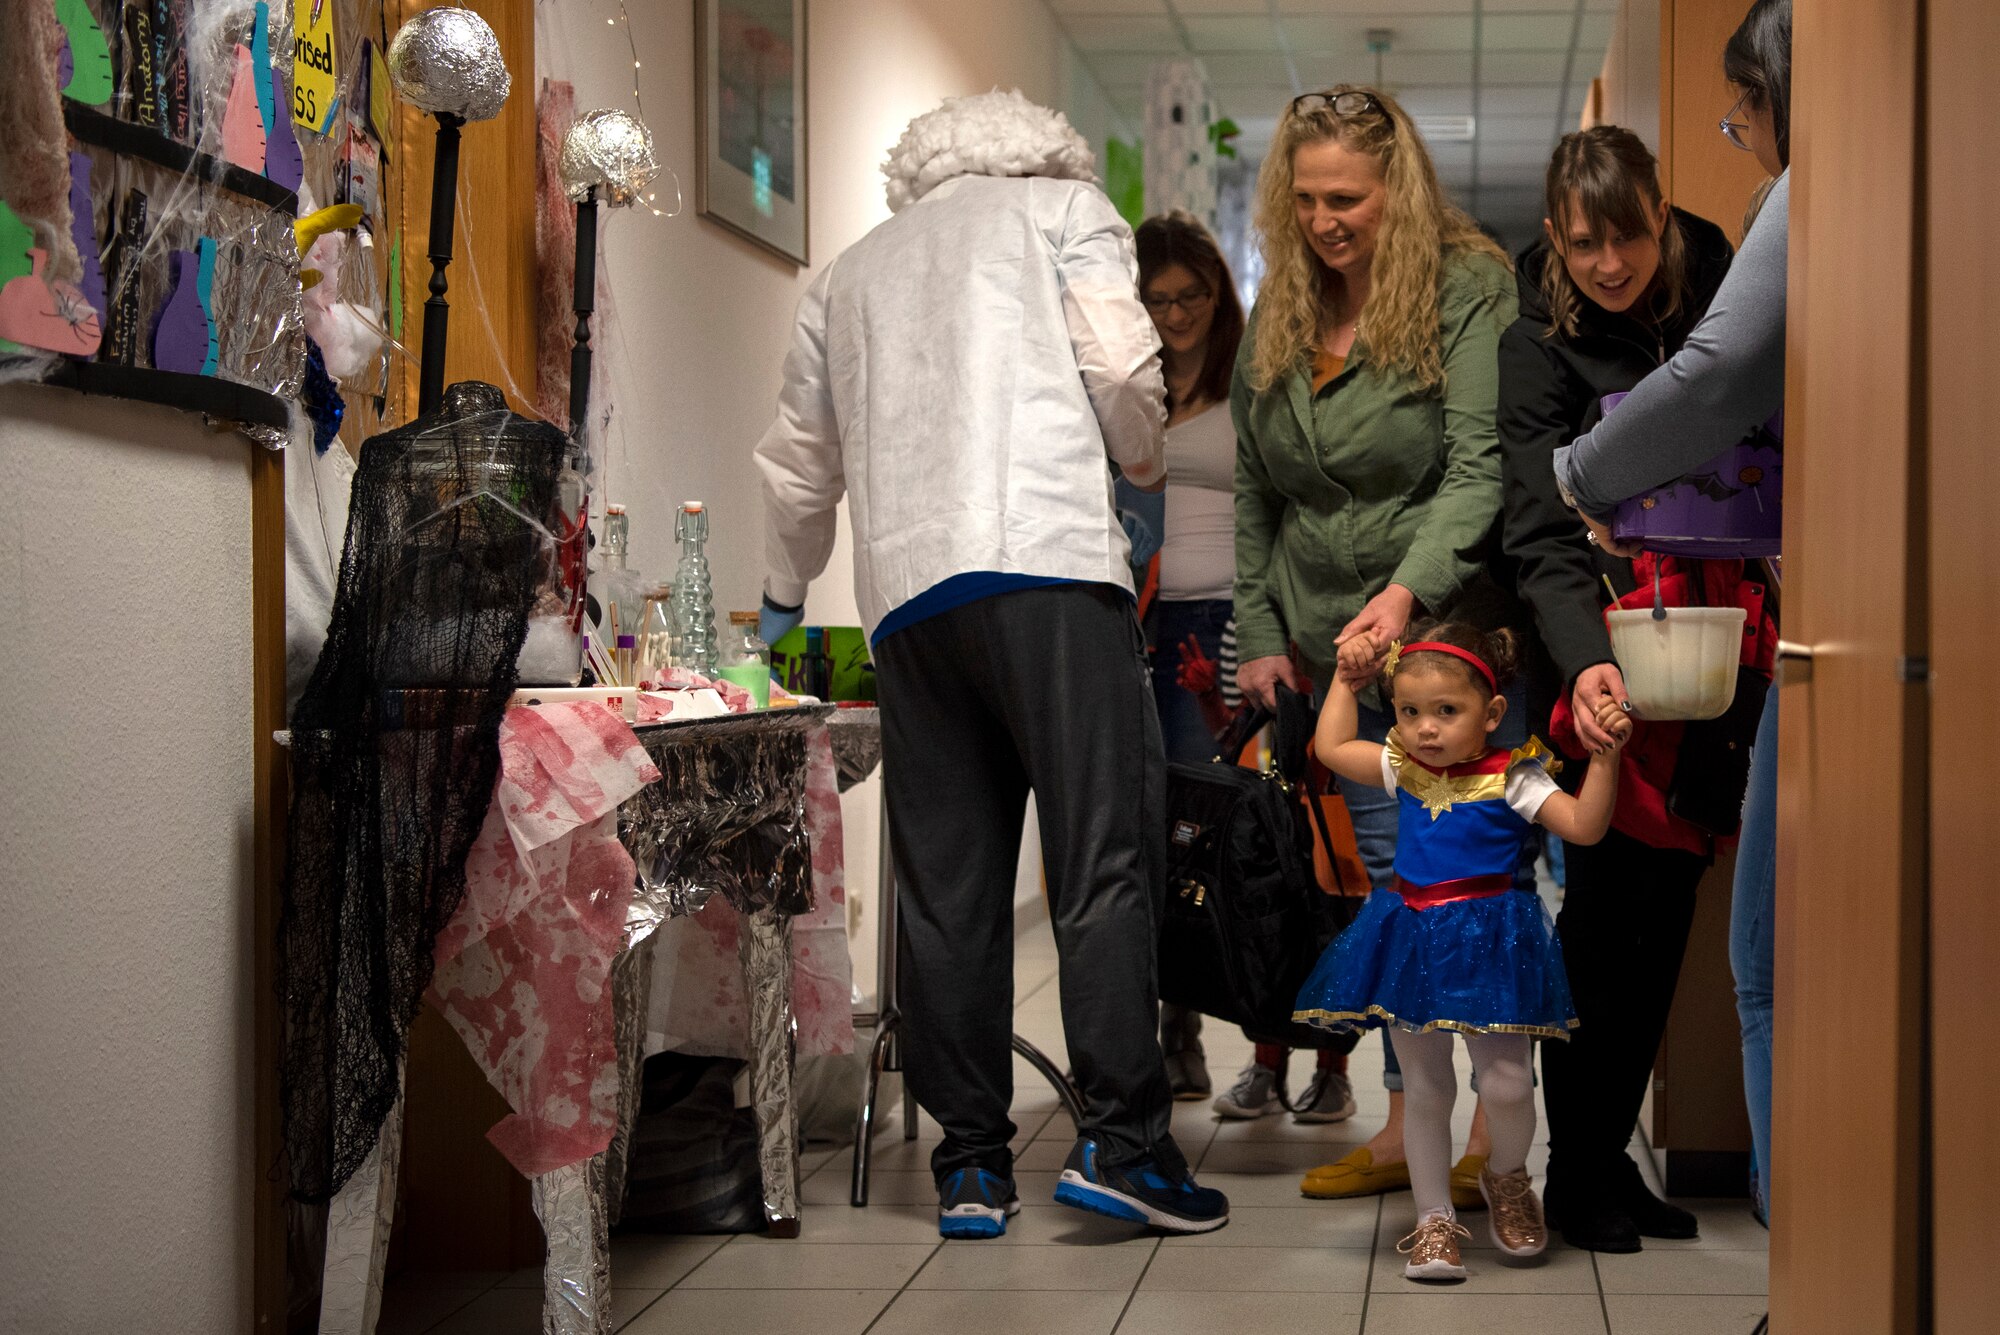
[385,7,511,123]
[559,109,661,207]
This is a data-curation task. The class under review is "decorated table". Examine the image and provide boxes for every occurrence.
[315,699,878,1335]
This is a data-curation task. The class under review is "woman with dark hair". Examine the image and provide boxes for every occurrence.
[1134,210,1244,1106]
[1551,0,1791,1225]
[1500,125,1747,1252]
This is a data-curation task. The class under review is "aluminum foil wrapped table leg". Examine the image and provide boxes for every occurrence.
[533,1154,612,1335]
[602,934,658,1228]
[741,907,800,1234]
[317,1087,405,1335]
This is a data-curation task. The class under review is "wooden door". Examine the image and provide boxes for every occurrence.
[1927,0,2000,1328]
[1658,0,1777,244]
[1771,1,1928,1330]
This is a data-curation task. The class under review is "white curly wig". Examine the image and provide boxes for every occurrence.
[882,89,1097,213]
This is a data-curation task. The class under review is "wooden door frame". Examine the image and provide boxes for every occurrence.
[1771,1,1929,1330]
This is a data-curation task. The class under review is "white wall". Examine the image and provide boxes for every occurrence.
[1597,0,1664,149]
[0,386,255,1333]
[538,0,1085,988]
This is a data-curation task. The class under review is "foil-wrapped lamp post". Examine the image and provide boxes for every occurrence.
[557,109,659,438]
[386,7,512,416]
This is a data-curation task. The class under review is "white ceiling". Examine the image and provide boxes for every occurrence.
[1048,0,1623,244]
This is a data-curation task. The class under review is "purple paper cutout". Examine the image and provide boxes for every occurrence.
[151,248,212,374]
[58,33,74,89]
[66,154,107,360]
[266,68,304,192]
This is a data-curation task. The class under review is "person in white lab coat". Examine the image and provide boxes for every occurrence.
[755,90,1228,1240]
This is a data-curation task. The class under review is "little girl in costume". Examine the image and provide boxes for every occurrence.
[1295,622,1630,1281]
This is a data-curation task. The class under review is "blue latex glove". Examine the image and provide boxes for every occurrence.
[759,596,804,648]
[1114,475,1166,570]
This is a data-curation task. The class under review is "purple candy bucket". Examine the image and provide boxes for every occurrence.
[1602,391,1784,558]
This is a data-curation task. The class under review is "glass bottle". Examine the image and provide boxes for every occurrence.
[670,501,717,674]
[717,611,772,707]
[590,503,647,647]
[636,584,681,684]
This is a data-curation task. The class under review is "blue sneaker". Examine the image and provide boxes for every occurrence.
[1054,1138,1229,1233]
[938,1167,1021,1239]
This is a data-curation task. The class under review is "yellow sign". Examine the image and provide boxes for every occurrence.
[292,0,338,133]
[368,40,393,144]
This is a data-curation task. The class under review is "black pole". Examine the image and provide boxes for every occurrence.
[419,111,464,417]
[568,188,599,439]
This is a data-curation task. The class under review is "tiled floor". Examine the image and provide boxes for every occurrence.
[380,909,1768,1335]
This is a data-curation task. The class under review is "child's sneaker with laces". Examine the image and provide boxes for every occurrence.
[937,1167,1020,1239]
[1398,1212,1472,1281]
[1054,1138,1229,1233]
[1480,1164,1548,1257]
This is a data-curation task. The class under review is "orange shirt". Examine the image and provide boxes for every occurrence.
[1312,347,1347,394]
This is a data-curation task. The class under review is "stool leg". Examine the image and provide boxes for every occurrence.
[849,1012,897,1206]
[318,1081,404,1335]
[1011,1032,1086,1129]
[532,1154,611,1334]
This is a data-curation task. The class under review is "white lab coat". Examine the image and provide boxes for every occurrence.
[755,173,1167,640]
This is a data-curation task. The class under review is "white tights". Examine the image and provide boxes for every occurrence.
[1388,1026,1536,1221]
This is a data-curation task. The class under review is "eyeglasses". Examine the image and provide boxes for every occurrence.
[1142,288,1215,316]
[1290,89,1385,121]
[1720,92,1753,152]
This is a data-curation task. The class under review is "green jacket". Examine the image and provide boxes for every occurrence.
[1230,250,1517,685]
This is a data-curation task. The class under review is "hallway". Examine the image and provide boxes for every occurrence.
[382,911,1768,1335]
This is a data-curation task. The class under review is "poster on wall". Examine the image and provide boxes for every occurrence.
[695,0,807,265]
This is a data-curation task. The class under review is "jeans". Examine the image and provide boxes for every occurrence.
[1373,677,1541,1092]
[1147,598,1234,765]
[1730,689,1779,1212]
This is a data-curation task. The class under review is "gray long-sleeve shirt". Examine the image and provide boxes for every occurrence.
[1553,170,1789,516]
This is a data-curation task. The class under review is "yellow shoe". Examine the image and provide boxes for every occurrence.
[1300,1147,1411,1199]
[1450,1153,1489,1212]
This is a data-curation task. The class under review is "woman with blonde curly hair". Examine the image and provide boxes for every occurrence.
[1227,86,1523,1214]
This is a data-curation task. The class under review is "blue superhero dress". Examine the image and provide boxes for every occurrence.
[1293,736,1578,1039]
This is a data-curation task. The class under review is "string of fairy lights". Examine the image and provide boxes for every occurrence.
[605,0,683,219]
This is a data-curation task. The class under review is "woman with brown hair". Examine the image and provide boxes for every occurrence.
[1134,211,1241,1106]
[1228,84,1521,1197]
[1498,124,1746,1252]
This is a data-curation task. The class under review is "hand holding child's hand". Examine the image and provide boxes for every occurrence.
[1592,695,1633,751]
[1335,629,1382,689]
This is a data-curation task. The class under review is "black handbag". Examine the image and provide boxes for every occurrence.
[1157,685,1359,1048]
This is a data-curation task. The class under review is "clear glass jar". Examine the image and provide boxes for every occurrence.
[716,611,771,707]
[636,585,682,685]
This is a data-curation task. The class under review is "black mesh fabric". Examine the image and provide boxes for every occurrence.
[281,381,579,1203]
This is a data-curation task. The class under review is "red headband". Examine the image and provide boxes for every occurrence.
[1395,641,1498,693]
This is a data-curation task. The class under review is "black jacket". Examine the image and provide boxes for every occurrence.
[1498,209,1734,688]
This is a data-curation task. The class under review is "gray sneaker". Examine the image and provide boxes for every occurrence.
[1292,1067,1357,1124]
[1212,1063,1281,1119]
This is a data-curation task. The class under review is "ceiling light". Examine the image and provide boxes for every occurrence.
[1414,116,1477,142]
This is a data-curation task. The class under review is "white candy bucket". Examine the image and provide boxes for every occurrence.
[1607,607,1748,721]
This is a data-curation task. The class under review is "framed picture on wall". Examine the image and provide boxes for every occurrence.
[695,0,808,265]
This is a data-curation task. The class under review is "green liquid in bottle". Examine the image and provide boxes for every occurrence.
[718,662,771,708]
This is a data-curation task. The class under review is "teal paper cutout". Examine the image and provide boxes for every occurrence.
[251,2,276,138]
[195,237,219,374]
[53,0,115,105]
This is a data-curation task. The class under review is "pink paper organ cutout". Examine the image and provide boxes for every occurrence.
[0,249,105,356]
